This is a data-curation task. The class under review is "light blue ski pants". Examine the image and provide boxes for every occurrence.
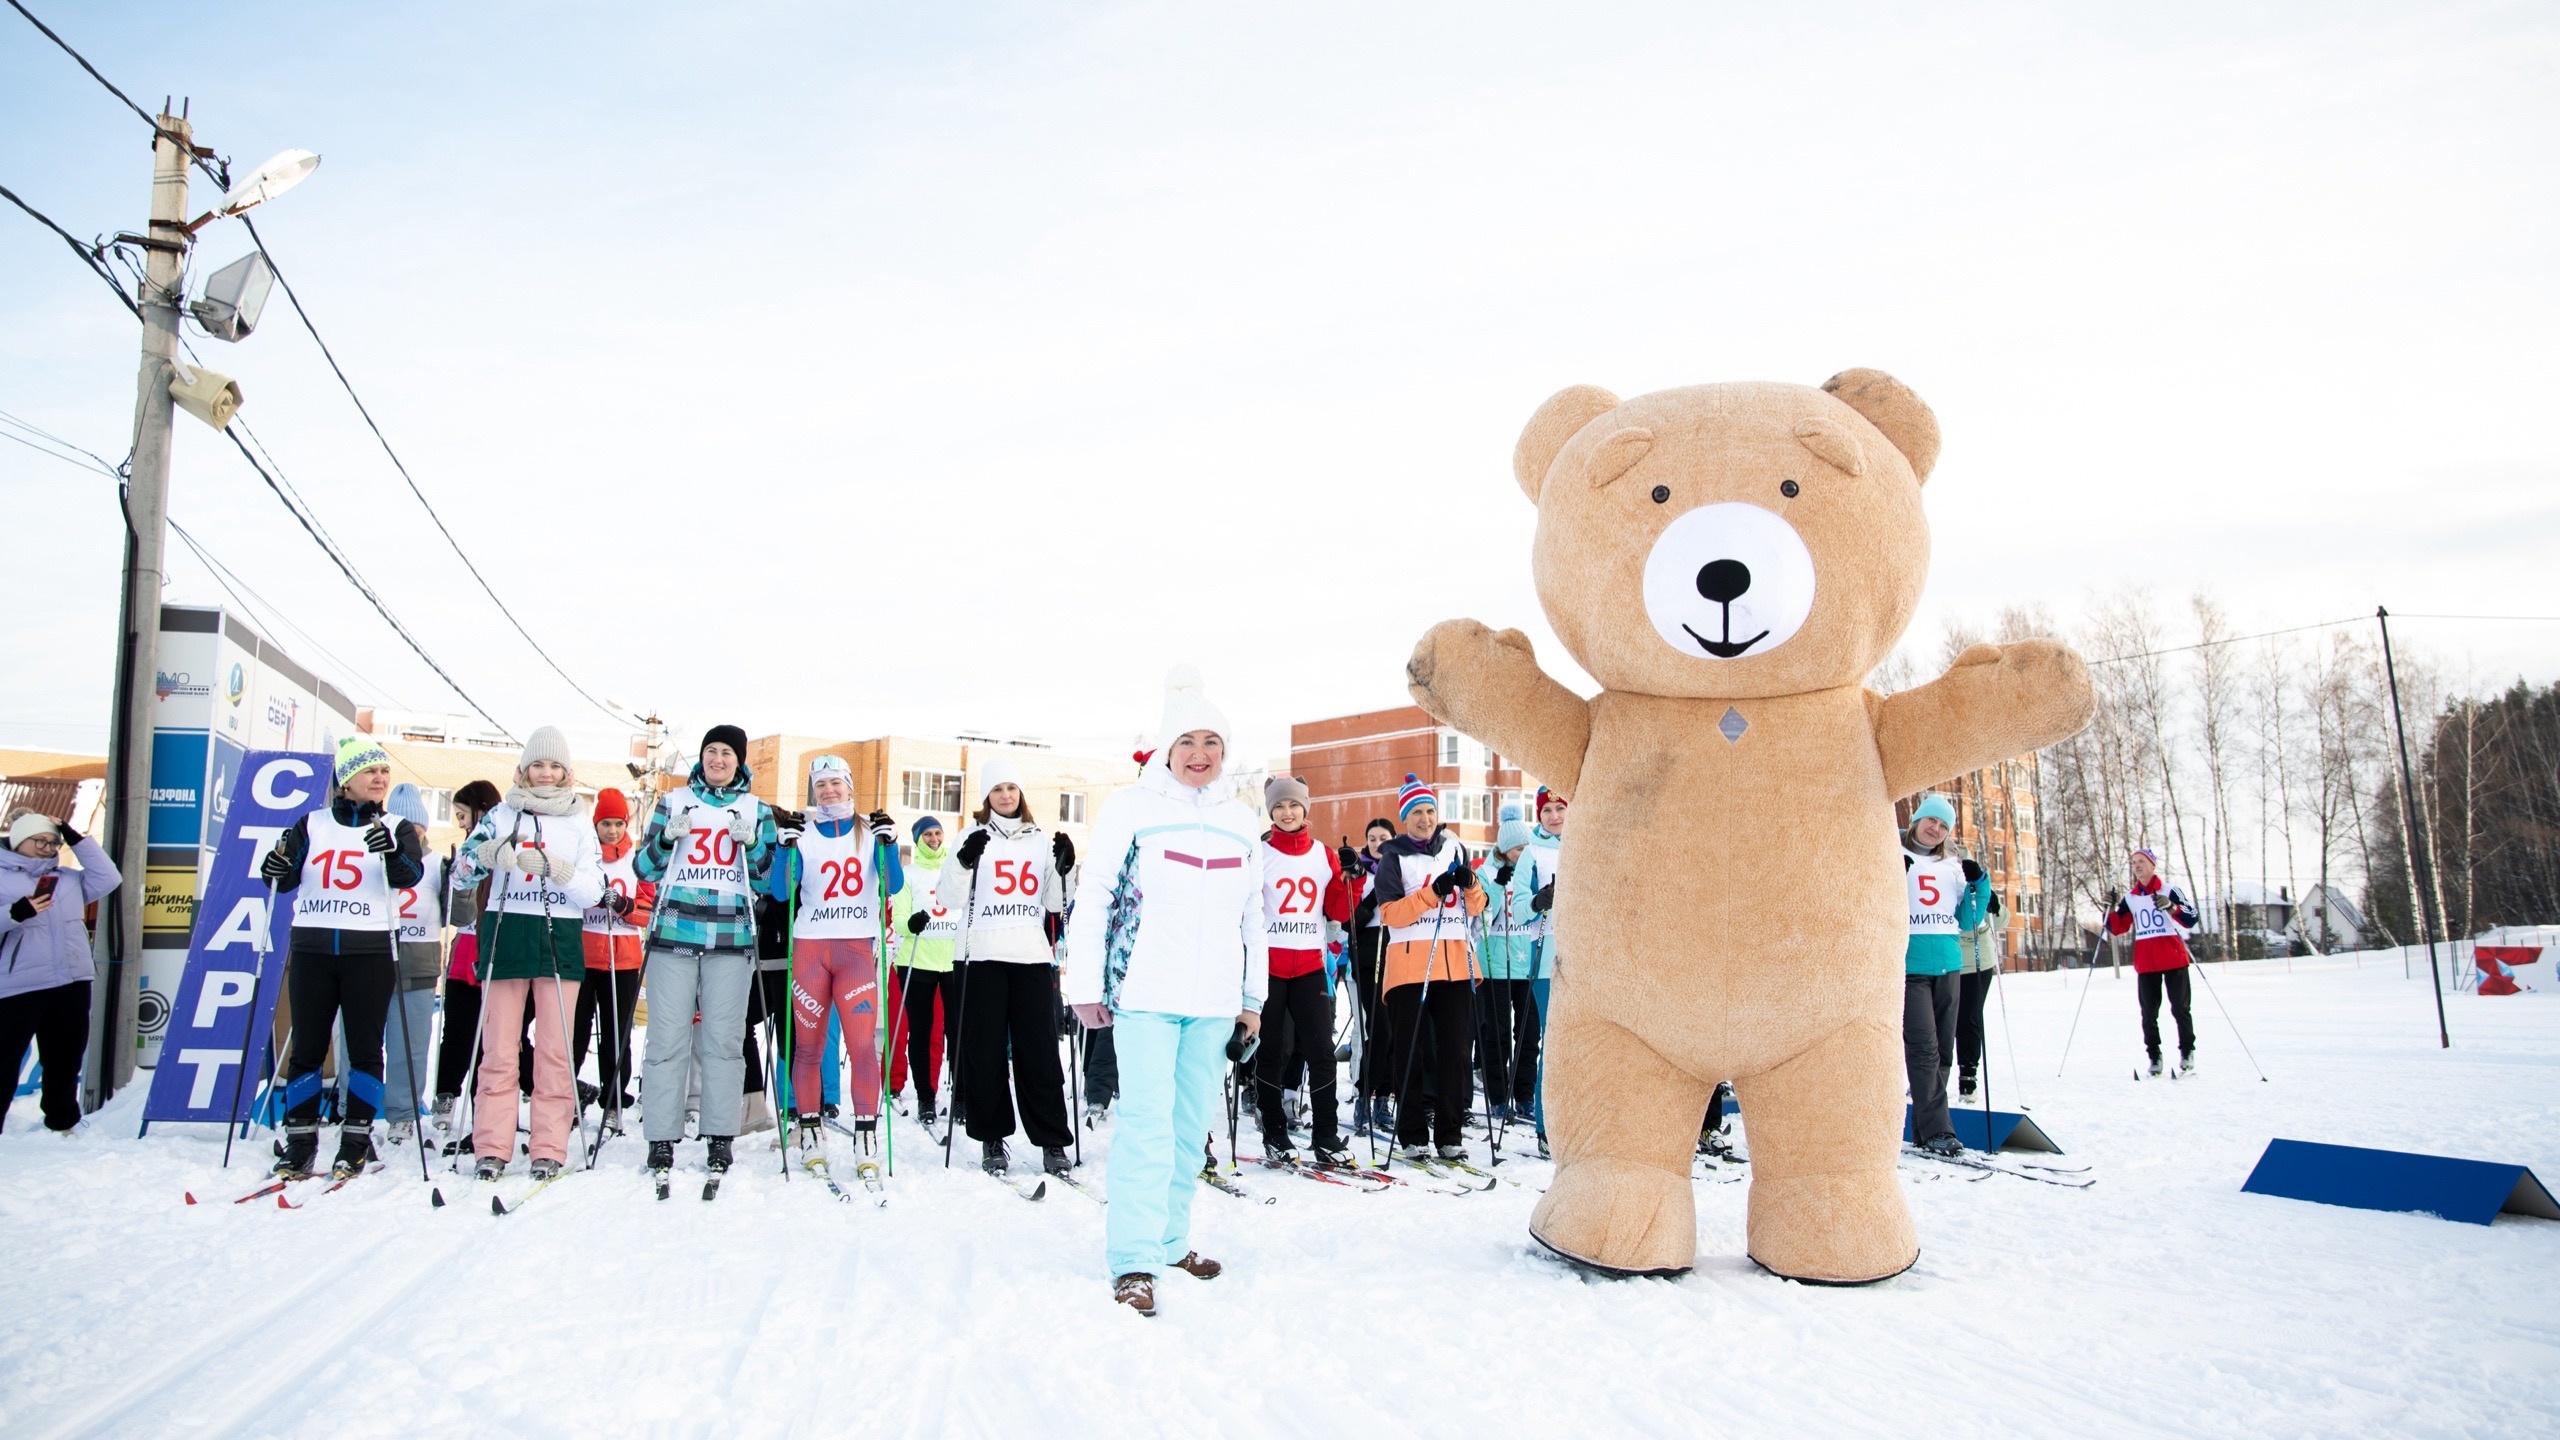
[1105,1010,1227,1279]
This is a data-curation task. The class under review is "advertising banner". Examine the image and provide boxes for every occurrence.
[138,750,328,1130]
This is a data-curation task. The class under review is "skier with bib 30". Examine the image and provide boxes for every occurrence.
[257,735,425,1178]
[634,725,778,1185]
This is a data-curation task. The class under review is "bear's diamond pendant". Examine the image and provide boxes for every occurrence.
[1718,706,1748,744]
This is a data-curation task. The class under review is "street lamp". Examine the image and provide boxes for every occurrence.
[91,115,317,1110]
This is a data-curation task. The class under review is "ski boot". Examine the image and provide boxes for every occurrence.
[1397,1143,1434,1164]
[794,1114,825,1154]
[1266,1141,1301,1166]
[2178,1051,2196,1077]
[578,1080,601,1108]
[704,1136,735,1174]
[2147,1054,2164,1079]
[1957,1067,1978,1101]
[1490,1100,1512,1126]
[822,1102,841,1121]
[917,1098,940,1130]
[741,1091,776,1134]
[1043,1146,1072,1178]
[332,1128,378,1179]
[273,1127,320,1179]
[646,1139,676,1174]
[1921,1133,1965,1158]
[1083,1100,1108,1129]
[1351,1095,1372,1134]
[1536,1130,1550,1159]
[1436,1143,1467,1163]
[475,1155,507,1182]
[1700,1128,1738,1163]
[982,1139,1010,1176]
[1311,1145,1353,1169]
[431,1094,456,1134]
[529,1157,562,1182]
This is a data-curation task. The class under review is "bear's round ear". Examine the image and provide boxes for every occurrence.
[1821,368,1941,484]
[1514,384,1620,503]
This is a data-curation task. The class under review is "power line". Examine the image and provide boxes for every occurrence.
[0,179,139,318]
[2084,615,2370,667]
[4,0,221,185]
[234,216,635,730]
[216,422,516,741]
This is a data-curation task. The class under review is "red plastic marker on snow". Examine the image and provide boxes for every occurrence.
[184,1192,198,1205]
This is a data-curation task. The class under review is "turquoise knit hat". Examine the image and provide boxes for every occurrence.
[1497,818,1534,854]
[1912,792,1958,828]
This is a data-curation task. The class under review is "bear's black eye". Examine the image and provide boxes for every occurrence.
[1649,484,1670,504]
[1780,479,1800,498]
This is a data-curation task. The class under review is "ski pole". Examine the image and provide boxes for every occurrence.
[2055,925,2108,1078]
[220,876,282,1169]
[2184,957,2269,1081]
[945,830,980,1169]
[532,814,605,1175]
[385,855,433,1185]
[1993,965,2028,1110]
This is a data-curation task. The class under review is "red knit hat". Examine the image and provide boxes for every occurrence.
[1535,786,1564,815]
[592,787,630,824]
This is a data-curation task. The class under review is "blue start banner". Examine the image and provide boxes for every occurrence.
[140,749,329,1130]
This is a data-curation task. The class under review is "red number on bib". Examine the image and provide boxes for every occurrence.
[1917,875,1940,908]
[820,857,865,901]
[1276,875,1319,914]
[687,827,741,868]
[398,888,418,919]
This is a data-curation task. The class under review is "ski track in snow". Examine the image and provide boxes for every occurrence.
[3,952,2555,1439]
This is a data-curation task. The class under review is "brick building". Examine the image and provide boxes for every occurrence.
[1900,754,2051,967]
[1288,705,1526,849]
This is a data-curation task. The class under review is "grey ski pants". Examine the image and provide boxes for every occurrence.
[642,945,754,1142]
[1902,972,1959,1144]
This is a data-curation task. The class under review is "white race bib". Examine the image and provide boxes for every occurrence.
[1385,847,1468,947]
[958,828,1049,934]
[2127,889,2184,941]
[794,824,878,938]
[396,851,445,943]
[1907,853,1966,935]
[1261,841,1331,946]
[908,868,959,941]
[662,795,755,898]
[488,810,583,916]
[294,810,394,930]
[586,848,642,934]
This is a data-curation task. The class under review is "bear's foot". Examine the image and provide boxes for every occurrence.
[1744,1168,1917,1285]
[1528,1157,1697,1276]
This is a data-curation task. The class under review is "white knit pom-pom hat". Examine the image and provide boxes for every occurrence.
[1156,662,1231,761]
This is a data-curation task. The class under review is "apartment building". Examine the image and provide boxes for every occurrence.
[1903,754,2051,966]
[1288,705,1526,849]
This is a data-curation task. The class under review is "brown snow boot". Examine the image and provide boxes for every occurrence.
[1113,1272,1157,1316]
[1169,1251,1223,1280]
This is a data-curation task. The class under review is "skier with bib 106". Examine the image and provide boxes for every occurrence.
[451,727,607,1182]
[1902,792,1989,1158]
[767,755,903,1159]
[634,725,778,1188]
[256,735,426,1179]
[936,756,1073,1179]
[2108,846,2201,1078]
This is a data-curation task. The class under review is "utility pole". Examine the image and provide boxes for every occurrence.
[87,109,194,1109]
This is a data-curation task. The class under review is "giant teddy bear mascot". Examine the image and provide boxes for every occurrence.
[1408,369,2094,1283]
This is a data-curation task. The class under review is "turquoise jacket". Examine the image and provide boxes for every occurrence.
[1476,853,1545,981]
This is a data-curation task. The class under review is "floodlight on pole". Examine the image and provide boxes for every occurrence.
[184,148,320,233]
[187,249,275,340]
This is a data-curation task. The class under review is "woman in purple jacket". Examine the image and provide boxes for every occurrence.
[0,810,123,1132]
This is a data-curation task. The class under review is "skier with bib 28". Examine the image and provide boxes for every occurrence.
[769,754,903,1154]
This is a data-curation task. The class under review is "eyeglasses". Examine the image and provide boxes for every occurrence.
[20,835,61,851]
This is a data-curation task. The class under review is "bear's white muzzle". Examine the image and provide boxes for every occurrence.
[1640,503,1817,661]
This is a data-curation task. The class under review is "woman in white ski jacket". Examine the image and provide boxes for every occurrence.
[936,754,1073,1177]
[1062,665,1266,1317]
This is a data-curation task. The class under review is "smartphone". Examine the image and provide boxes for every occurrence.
[32,875,59,902]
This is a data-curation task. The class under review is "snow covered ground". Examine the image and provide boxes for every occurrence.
[4,951,2555,1439]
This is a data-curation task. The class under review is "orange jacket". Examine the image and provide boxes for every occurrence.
[1380,878,1485,990]
[583,836,655,972]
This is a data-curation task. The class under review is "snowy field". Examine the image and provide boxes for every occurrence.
[4,951,2555,1440]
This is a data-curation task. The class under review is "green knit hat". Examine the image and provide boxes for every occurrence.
[334,734,392,786]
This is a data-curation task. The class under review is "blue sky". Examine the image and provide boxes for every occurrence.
[6,1,2555,762]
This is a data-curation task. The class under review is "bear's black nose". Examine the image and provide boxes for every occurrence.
[1695,559,1752,605]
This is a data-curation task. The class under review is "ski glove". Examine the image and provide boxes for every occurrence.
[868,810,896,845]
[1450,862,1476,892]
[906,910,930,936]
[1493,862,1516,887]
[1960,859,1983,884]
[1336,845,1361,877]
[54,821,80,845]
[1432,866,1473,900]
[727,809,756,847]
[516,845,551,878]
[259,845,297,884]
[605,889,634,916]
[1051,831,1076,875]
[956,830,989,870]
[1530,882,1555,914]
[656,812,688,851]
[363,821,397,856]
[1353,896,1378,929]
[477,837,515,874]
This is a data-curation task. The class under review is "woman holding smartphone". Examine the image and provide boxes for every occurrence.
[0,810,123,1133]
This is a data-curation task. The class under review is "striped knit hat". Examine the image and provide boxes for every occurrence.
[334,734,391,786]
[1397,774,1437,820]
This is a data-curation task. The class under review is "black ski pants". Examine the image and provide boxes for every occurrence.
[1387,980,1475,1148]
[2138,967,2196,1060]
[1255,971,1342,1150]
[1083,1019,1118,1107]
[741,965,789,1094]
[284,949,393,1127]
[573,967,641,1106]
[895,966,957,1103]
[1902,972,1958,1145]
[1474,977,1540,1108]
[0,979,90,1133]
[1956,968,1996,1073]
[1352,927,1389,1099]
[957,961,1073,1148]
